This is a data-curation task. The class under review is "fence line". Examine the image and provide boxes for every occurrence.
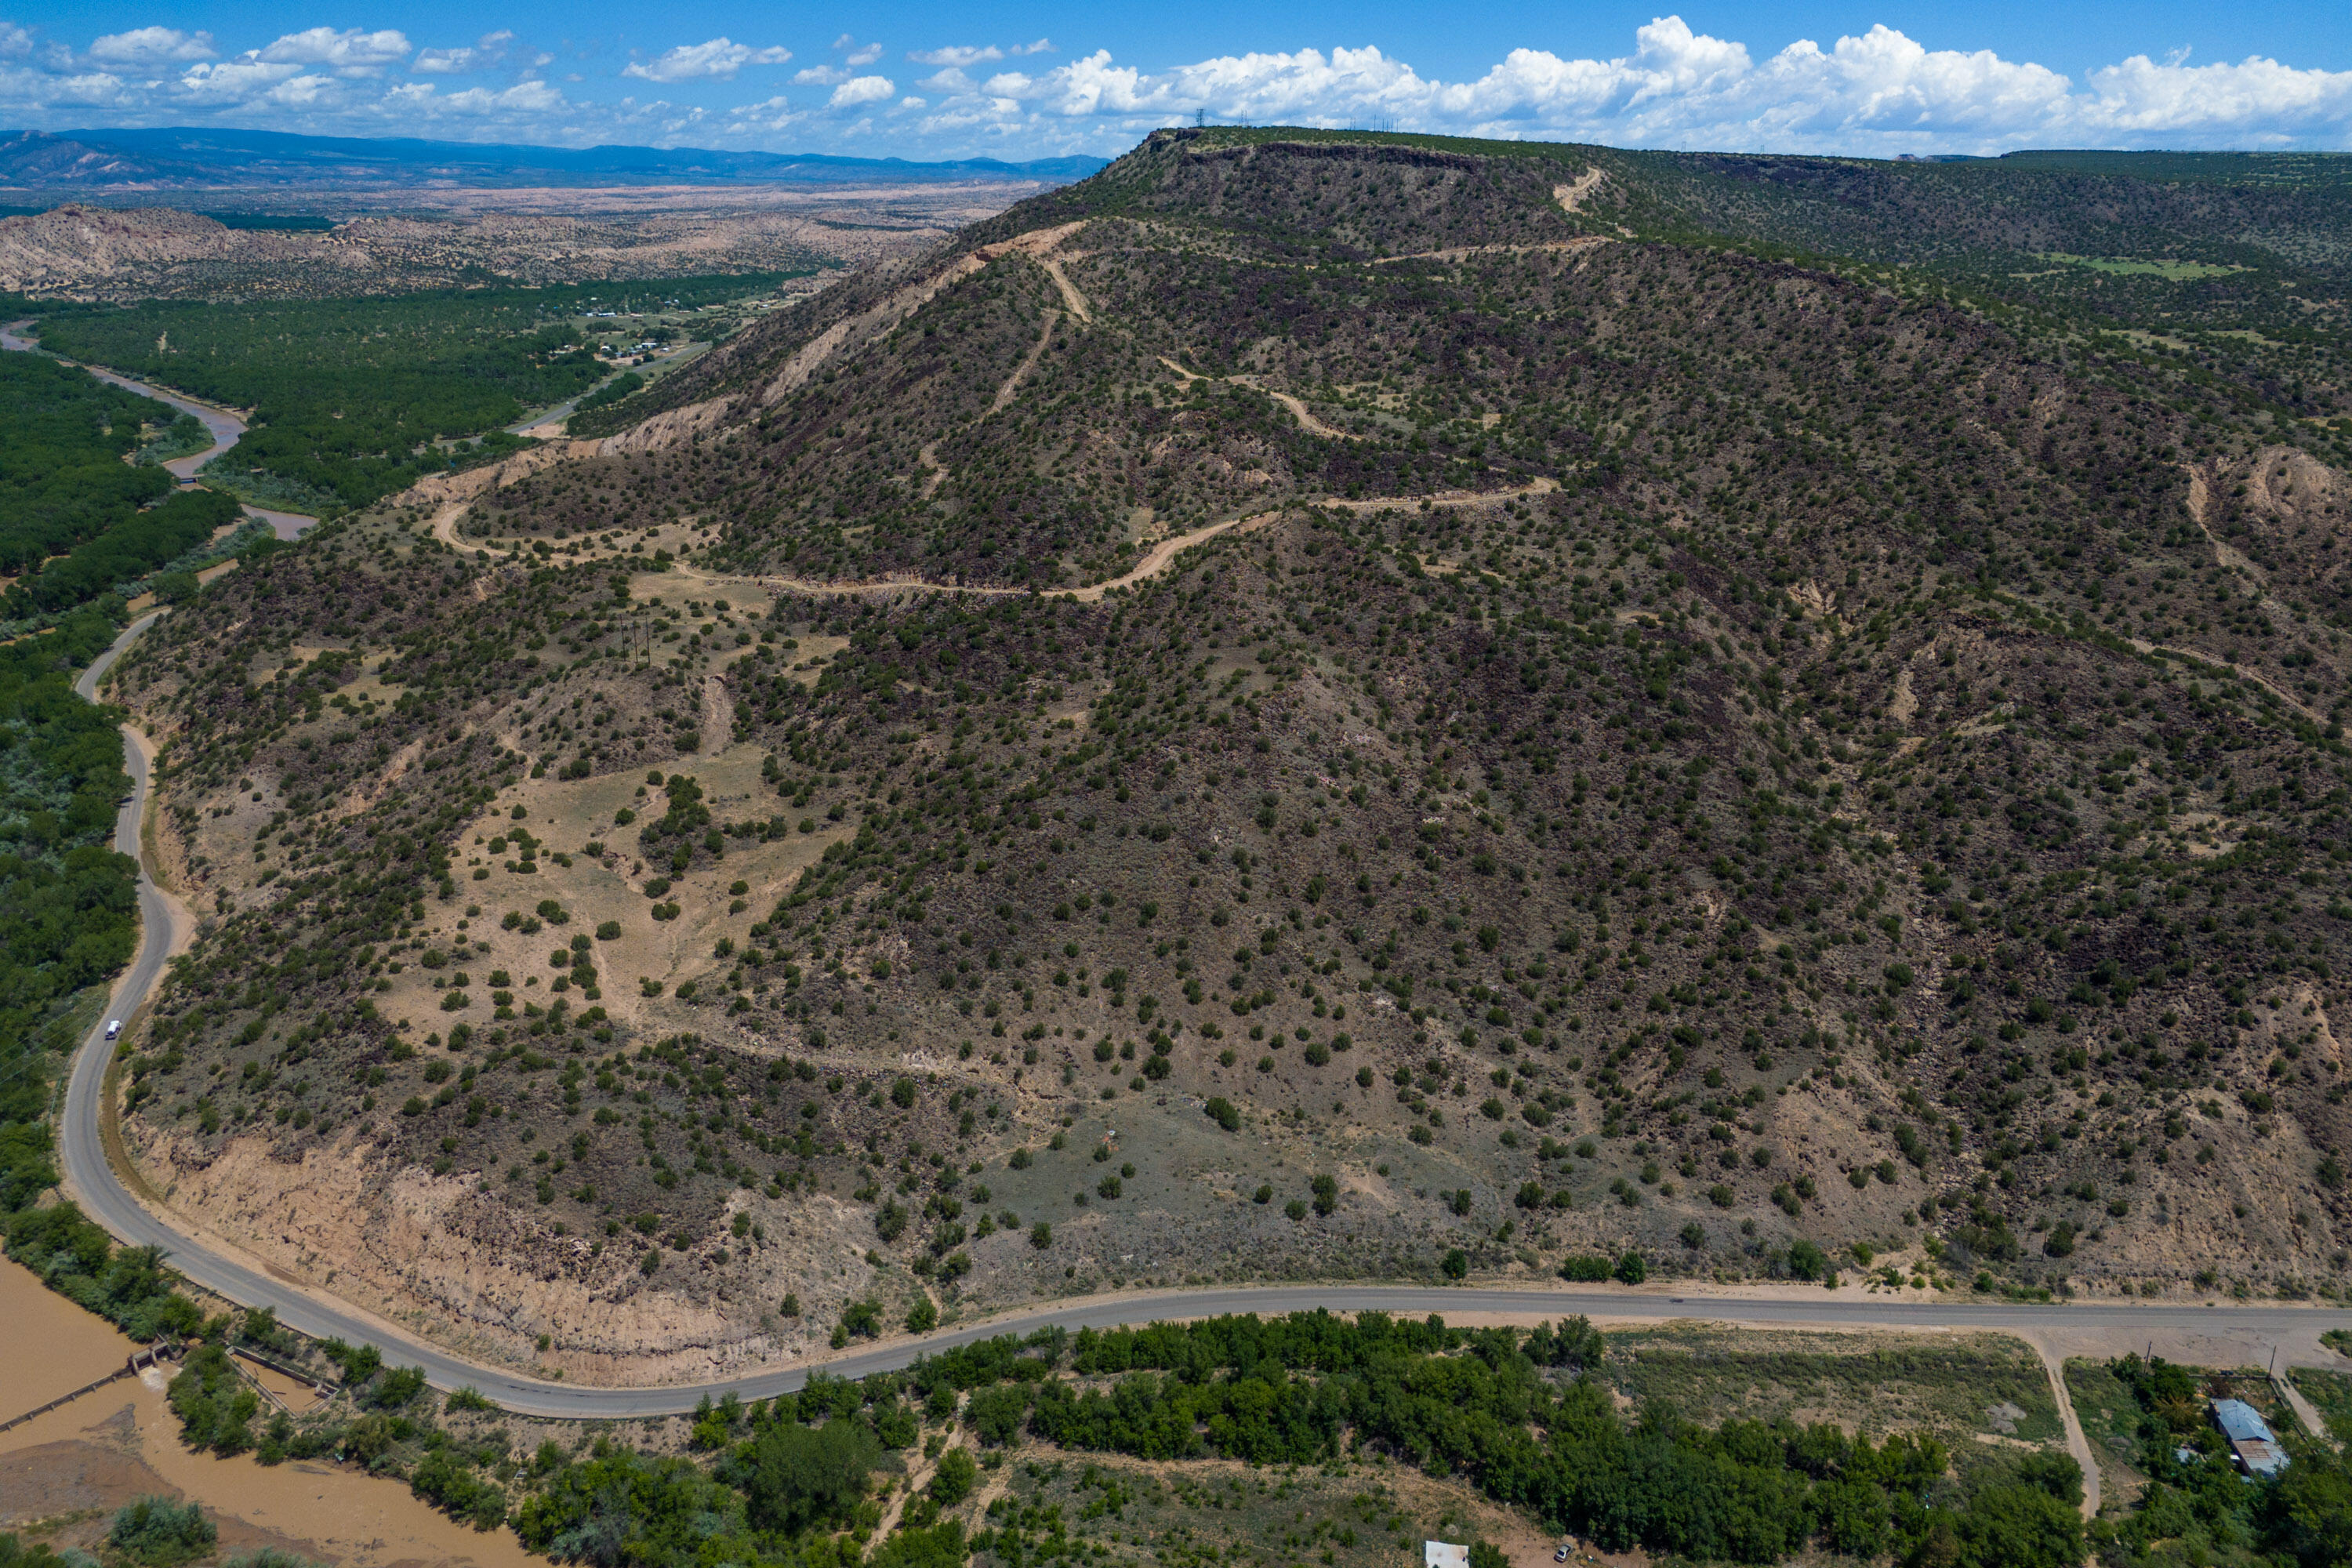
[232,1344,337,1393]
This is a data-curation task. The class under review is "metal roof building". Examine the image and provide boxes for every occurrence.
[2211,1399,2290,1479]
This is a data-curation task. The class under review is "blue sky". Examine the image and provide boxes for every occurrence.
[8,0,2350,160]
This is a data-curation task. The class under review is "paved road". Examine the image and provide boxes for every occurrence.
[506,340,707,434]
[49,622,2352,1420]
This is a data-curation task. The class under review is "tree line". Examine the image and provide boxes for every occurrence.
[2,486,242,620]
[31,274,797,514]
[0,353,179,577]
[506,1310,2096,1568]
[0,606,184,1337]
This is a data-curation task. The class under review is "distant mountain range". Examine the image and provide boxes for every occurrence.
[0,127,1110,190]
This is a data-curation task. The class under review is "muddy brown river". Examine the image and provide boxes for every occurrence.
[0,1259,535,1568]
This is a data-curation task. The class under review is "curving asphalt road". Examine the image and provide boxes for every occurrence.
[505,339,708,435]
[53,619,2352,1420]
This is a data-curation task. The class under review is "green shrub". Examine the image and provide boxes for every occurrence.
[0,1533,72,1568]
[409,1450,509,1531]
[928,1446,977,1506]
[743,1418,880,1533]
[108,1498,215,1567]
[166,1345,258,1456]
[871,1522,967,1568]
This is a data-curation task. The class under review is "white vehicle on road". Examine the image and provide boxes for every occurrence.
[103,1019,123,1041]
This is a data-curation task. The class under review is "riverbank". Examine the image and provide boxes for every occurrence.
[0,1258,537,1568]
[0,318,318,537]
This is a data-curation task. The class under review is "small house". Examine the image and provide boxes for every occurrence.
[1424,1544,1468,1568]
[2210,1399,2289,1479]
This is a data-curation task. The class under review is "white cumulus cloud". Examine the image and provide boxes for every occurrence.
[913,18,2352,156]
[909,45,1002,68]
[440,78,568,114]
[0,15,2340,162]
[176,58,309,101]
[829,74,895,107]
[624,38,792,83]
[413,31,515,75]
[262,74,336,106]
[725,94,802,133]
[89,27,215,66]
[255,27,411,77]
[41,70,136,107]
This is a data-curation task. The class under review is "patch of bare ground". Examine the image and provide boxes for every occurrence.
[1553,169,1606,215]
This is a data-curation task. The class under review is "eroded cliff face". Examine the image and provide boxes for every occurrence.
[130,1123,890,1384]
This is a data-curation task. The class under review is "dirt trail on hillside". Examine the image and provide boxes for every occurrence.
[734,220,1091,429]
[1377,236,1613,267]
[428,456,1554,606]
[428,497,495,556]
[991,310,1062,416]
[2185,468,2268,584]
[719,475,1563,604]
[1234,377,1359,439]
[1347,170,1613,267]
[1038,256,1092,321]
[989,223,1094,321]
[1157,355,1361,440]
[1555,169,1606,213]
[2121,631,2325,724]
